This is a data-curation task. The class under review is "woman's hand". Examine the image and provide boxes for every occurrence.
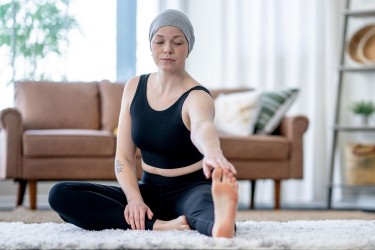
[202,148,237,179]
[124,200,154,230]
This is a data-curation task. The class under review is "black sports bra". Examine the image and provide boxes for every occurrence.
[130,74,210,169]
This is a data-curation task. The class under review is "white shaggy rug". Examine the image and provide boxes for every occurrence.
[0,220,374,249]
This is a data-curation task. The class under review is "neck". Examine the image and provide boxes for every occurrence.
[155,71,189,92]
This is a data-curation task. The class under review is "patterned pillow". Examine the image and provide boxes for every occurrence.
[253,88,299,134]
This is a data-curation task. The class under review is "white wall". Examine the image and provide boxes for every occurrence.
[2,0,375,210]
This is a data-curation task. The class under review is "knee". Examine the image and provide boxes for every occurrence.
[186,189,213,214]
[48,182,70,210]
[193,189,213,203]
[184,190,214,235]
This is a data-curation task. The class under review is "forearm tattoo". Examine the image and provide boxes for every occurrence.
[115,160,124,175]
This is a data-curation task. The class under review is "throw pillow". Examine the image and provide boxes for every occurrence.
[253,88,299,134]
[214,91,261,136]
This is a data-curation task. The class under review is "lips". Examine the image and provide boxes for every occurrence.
[161,58,175,62]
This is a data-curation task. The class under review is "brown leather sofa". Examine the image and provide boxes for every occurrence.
[0,81,308,210]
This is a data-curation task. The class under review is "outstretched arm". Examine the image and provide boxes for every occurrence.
[185,91,237,179]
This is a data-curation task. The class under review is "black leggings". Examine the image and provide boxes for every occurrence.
[48,169,217,236]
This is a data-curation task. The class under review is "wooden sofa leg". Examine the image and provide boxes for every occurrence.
[250,180,256,209]
[274,180,281,209]
[29,181,37,210]
[16,180,27,206]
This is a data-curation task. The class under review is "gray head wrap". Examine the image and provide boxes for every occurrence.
[149,9,195,54]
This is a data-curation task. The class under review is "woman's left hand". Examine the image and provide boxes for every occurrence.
[202,148,237,179]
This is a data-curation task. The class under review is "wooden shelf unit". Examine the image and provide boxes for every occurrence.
[327,0,375,209]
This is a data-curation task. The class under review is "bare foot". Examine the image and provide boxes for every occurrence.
[211,167,238,238]
[153,215,191,231]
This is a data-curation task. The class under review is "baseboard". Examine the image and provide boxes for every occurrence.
[0,196,17,209]
[0,195,51,210]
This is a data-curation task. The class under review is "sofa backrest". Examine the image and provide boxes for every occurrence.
[209,88,251,99]
[14,81,248,131]
[15,81,100,130]
[98,80,125,131]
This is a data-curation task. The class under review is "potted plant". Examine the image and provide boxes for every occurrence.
[0,0,79,85]
[349,100,375,126]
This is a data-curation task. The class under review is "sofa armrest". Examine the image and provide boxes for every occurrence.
[278,115,309,178]
[0,108,23,179]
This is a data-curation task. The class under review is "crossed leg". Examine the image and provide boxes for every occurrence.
[164,167,239,237]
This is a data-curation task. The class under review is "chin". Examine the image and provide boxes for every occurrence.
[159,66,178,72]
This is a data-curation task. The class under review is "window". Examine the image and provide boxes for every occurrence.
[65,0,116,82]
[0,0,157,110]
[136,0,158,75]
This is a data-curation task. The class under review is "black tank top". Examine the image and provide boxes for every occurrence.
[130,74,210,169]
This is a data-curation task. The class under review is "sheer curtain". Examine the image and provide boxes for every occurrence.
[159,0,342,207]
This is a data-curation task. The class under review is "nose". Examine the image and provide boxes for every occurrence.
[164,42,173,54]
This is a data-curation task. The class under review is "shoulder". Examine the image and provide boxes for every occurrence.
[184,86,215,123]
[187,85,212,103]
[121,75,143,106]
[185,85,214,114]
[124,73,155,92]
[185,76,211,99]
[124,75,141,93]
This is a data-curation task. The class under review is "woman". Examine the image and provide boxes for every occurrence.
[49,9,238,238]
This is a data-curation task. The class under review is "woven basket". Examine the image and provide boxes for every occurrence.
[344,143,375,185]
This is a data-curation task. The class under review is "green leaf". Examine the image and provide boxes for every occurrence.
[0,0,79,83]
[350,100,375,116]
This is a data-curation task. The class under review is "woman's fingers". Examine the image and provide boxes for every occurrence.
[147,208,154,220]
[217,158,236,175]
[203,156,237,179]
[203,164,213,179]
[124,206,130,224]
[228,161,237,175]
[124,203,153,230]
[134,209,141,230]
[125,207,136,230]
[139,207,145,230]
[129,213,136,230]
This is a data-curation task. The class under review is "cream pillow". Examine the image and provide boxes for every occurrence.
[214,91,261,136]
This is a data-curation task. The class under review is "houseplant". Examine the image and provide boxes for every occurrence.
[349,100,375,126]
[0,0,79,85]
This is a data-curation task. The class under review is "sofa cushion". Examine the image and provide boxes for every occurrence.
[15,81,100,130]
[23,129,115,157]
[99,81,125,131]
[220,134,289,160]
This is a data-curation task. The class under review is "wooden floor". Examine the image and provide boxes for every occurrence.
[1,207,375,223]
[236,209,375,221]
